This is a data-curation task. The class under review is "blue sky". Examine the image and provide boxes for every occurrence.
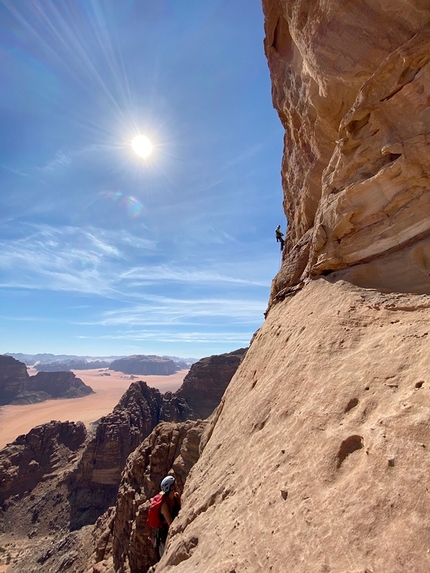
[0,0,284,359]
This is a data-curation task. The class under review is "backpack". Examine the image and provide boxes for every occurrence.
[147,493,164,529]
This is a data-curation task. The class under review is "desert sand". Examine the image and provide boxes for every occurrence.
[0,368,188,449]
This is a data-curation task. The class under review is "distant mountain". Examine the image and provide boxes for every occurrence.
[110,355,177,376]
[162,355,198,368]
[0,355,94,405]
[8,353,124,366]
[33,359,112,372]
[7,353,198,370]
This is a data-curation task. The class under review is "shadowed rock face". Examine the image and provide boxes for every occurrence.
[0,355,28,405]
[175,348,248,420]
[263,1,430,300]
[107,420,207,573]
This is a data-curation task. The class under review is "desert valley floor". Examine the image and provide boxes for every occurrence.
[0,368,188,449]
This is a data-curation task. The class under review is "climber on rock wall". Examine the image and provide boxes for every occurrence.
[275,224,285,250]
[147,475,181,559]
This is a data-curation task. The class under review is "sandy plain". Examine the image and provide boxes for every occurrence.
[0,368,188,449]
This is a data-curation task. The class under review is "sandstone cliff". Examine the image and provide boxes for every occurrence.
[152,3,430,572]
[93,420,208,573]
[0,355,28,405]
[263,0,430,300]
[175,348,247,420]
[156,280,430,573]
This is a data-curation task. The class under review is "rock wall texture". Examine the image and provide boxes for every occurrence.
[91,420,208,573]
[0,421,86,504]
[157,280,430,573]
[263,0,430,300]
[174,348,247,420]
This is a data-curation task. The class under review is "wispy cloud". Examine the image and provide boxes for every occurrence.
[37,142,116,173]
[82,294,265,327]
[120,266,268,287]
[0,224,127,295]
[38,150,72,173]
[0,223,270,299]
[2,165,29,177]
[78,330,253,344]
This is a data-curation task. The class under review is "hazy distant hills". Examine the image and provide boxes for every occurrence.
[8,353,197,373]
[10,353,123,365]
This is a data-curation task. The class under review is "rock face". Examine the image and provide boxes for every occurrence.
[263,1,430,300]
[110,356,177,376]
[157,280,430,573]
[67,381,186,529]
[26,371,94,399]
[0,420,87,503]
[0,355,93,405]
[92,420,208,573]
[0,355,28,405]
[175,348,247,420]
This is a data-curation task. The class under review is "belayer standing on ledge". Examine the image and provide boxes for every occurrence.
[275,225,285,250]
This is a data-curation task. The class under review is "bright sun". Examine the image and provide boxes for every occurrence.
[131,134,153,158]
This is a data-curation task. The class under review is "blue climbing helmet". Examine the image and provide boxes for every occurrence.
[160,475,175,493]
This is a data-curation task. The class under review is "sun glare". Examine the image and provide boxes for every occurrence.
[131,134,153,158]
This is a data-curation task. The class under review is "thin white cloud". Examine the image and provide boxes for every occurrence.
[121,265,268,287]
[36,142,117,173]
[81,295,265,327]
[0,223,270,297]
[77,329,253,344]
[2,165,29,177]
[38,150,72,172]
